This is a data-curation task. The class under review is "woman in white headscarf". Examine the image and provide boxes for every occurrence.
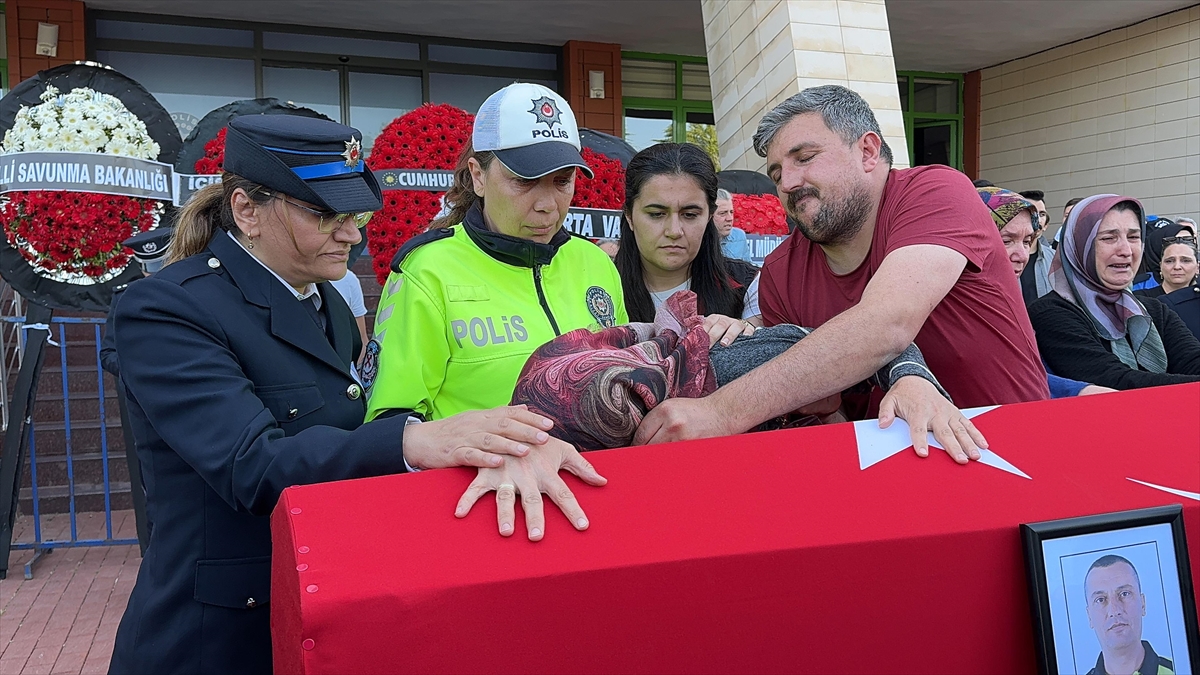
[1027,194,1200,389]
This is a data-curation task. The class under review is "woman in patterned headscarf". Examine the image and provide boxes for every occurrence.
[1027,194,1200,389]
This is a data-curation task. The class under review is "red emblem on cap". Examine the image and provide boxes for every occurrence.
[342,138,362,167]
[528,96,563,130]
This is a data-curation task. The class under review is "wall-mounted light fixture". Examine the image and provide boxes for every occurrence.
[588,70,605,99]
[36,23,60,57]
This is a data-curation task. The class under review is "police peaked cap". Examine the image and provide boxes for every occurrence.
[123,227,174,262]
[224,115,383,214]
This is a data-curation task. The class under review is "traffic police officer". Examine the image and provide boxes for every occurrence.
[365,83,628,422]
[364,83,623,542]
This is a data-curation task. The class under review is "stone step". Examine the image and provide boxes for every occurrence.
[20,450,132,488]
[18,485,134,516]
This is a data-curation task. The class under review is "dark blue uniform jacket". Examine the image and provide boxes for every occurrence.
[108,233,411,674]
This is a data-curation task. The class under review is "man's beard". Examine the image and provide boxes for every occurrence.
[786,184,872,246]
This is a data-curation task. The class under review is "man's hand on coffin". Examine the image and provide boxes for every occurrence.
[453,438,608,541]
[877,376,988,464]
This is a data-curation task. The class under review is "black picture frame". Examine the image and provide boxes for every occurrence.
[1022,504,1200,675]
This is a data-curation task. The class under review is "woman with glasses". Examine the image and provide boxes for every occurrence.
[1028,194,1200,391]
[107,115,584,675]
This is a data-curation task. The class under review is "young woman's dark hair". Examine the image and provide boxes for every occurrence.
[614,143,741,322]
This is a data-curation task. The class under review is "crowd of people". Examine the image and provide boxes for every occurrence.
[98,81,1200,673]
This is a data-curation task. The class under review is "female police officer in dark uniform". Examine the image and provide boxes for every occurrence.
[107,115,602,674]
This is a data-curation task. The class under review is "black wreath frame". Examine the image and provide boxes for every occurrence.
[0,63,182,312]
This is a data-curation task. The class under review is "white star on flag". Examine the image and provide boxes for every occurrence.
[852,405,1030,479]
[1126,478,1199,501]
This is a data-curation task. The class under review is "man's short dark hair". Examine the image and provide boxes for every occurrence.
[1085,554,1141,595]
[1019,190,1045,202]
[1065,197,1084,209]
[972,178,995,188]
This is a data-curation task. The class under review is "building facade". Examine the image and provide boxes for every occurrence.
[4,0,1198,225]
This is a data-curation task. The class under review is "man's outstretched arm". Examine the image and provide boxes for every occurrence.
[634,244,984,457]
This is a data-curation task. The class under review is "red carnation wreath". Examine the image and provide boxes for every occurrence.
[1,85,162,283]
[572,148,624,210]
[193,127,227,174]
[2,192,156,279]
[732,193,789,236]
[365,103,474,284]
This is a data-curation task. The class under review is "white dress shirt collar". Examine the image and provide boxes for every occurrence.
[227,231,321,309]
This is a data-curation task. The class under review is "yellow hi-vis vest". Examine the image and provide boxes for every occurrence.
[363,224,627,422]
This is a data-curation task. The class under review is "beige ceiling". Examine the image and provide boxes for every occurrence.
[83,0,1196,73]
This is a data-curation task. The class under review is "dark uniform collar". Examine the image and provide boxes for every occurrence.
[461,201,570,268]
[204,233,356,375]
[1089,640,1172,675]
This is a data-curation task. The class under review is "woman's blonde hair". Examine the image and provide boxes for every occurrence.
[430,142,494,229]
[166,173,271,264]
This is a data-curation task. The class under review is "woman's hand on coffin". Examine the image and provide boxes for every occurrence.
[877,376,988,464]
[403,405,555,470]
[453,438,607,541]
[703,314,756,347]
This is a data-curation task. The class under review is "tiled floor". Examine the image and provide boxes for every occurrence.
[0,511,141,675]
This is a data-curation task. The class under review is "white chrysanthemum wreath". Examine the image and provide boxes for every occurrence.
[2,86,162,284]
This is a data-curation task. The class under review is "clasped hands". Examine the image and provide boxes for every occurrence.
[402,405,606,541]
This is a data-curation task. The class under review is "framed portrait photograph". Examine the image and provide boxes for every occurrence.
[1022,505,1200,675]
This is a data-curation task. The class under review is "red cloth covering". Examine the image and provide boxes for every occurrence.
[272,383,1200,675]
[759,165,1051,412]
[510,291,715,450]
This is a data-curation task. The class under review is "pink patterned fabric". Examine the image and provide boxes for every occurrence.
[511,291,715,449]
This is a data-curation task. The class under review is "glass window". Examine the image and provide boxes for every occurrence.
[681,62,711,101]
[428,44,556,70]
[912,78,957,114]
[913,121,955,166]
[263,32,418,60]
[622,59,675,99]
[263,66,343,122]
[94,19,253,48]
[897,76,908,110]
[95,51,256,138]
[429,73,557,115]
[349,72,423,151]
[685,110,719,169]
[624,108,674,151]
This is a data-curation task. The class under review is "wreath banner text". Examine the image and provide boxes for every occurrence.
[1,151,173,201]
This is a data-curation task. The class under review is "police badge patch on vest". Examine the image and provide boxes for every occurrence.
[586,286,617,328]
[360,339,381,391]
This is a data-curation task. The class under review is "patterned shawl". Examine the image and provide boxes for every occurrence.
[1048,194,1167,373]
[510,291,715,450]
[977,187,1040,232]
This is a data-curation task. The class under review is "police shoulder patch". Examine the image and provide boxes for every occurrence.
[390,227,455,273]
[585,286,617,328]
[360,339,381,391]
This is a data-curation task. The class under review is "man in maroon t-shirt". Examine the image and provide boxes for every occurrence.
[635,85,1049,459]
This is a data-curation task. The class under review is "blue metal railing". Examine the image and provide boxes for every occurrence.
[2,315,137,578]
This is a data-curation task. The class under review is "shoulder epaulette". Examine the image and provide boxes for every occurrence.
[390,227,455,273]
[153,254,221,284]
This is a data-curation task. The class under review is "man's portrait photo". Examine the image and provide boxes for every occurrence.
[1025,510,1197,675]
[1081,554,1174,675]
